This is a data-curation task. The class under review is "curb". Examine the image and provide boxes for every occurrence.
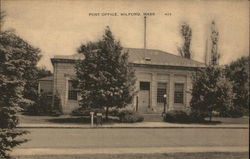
[17,126,249,129]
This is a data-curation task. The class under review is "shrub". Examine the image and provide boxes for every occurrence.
[118,108,144,123]
[163,110,207,123]
[52,93,62,115]
[109,108,119,116]
[25,92,62,116]
[26,93,52,115]
[188,111,206,122]
[72,107,105,116]
[163,110,190,123]
[220,108,244,118]
[50,110,62,117]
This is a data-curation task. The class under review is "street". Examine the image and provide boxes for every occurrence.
[18,128,248,149]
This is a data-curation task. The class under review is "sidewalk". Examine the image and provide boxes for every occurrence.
[17,121,249,129]
[12,146,249,156]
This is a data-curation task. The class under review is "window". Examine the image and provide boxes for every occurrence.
[157,83,167,103]
[140,82,150,90]
[68,81,77,100]
[174,83,184,104]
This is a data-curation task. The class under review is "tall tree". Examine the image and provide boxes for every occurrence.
[209,21,220,66]
[0,12,40,158]
[75,27,136,120]
[177,22,192,59]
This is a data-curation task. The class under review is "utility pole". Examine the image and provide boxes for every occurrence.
[144,16,147,50]
[144,16,147,60]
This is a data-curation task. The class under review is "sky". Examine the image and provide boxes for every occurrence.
[1,0,249,71]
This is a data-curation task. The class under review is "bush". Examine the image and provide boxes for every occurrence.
[220,108,244,118]
[109,108,119,116]
[72,107,105,116]
[163,110,206,123]
[25,92,63,116]
[188,111,206,122]
[163,110,190,123]
[50,110,62,117]
[118,108,144,123]
[26,93,52,115]
[52,93,62,115]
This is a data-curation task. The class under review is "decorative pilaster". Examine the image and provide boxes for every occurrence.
[151,73,157,110]
[169,73,174,110]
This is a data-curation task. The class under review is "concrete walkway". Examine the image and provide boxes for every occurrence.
[12,146,249,156]
[17,122,249,129]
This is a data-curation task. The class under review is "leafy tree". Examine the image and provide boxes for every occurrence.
[0,11,6,32]
[23,66,52,106]
[37,67,52,79]
[225,56,249,116]
[177,22,192,59]
[190,66,234,121]
[22,58,42,105]
[75,26,136,120]
[0,12,40,158]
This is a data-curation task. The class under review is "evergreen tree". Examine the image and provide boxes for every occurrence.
[0,12,40,158]
[75,27,136,120]
[177,22,192,59]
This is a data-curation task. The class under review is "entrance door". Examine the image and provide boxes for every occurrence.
[138,82,150,113]
[157,83,168,113]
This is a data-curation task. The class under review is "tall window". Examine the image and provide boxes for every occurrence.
[157,83,167,103]
[174,83,184,104]
[68,80,77,100]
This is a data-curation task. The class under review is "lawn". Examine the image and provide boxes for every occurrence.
[18,113,119,125]
[15,152,249,159]
[18,113,249,125]
[206,116,249,125]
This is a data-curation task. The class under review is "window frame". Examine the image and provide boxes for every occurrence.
[68,80,78,100]
[157,82,167,104]
[174,83,184,104]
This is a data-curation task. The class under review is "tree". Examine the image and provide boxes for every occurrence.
[177,22,192,59]
[0,12,41,158]
[190,66,234,121]
[0,11,6,32]
[225,56,249,117]
[208,21,220,66]
[37,67,52,79]
[23,66,52,106]
[75,26,136,120]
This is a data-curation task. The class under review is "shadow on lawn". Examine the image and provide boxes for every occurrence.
[47,116,120,124]
[166,120,222,125]
[188,120,222,125]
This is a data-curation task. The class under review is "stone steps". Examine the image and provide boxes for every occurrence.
[142,114,163,122]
